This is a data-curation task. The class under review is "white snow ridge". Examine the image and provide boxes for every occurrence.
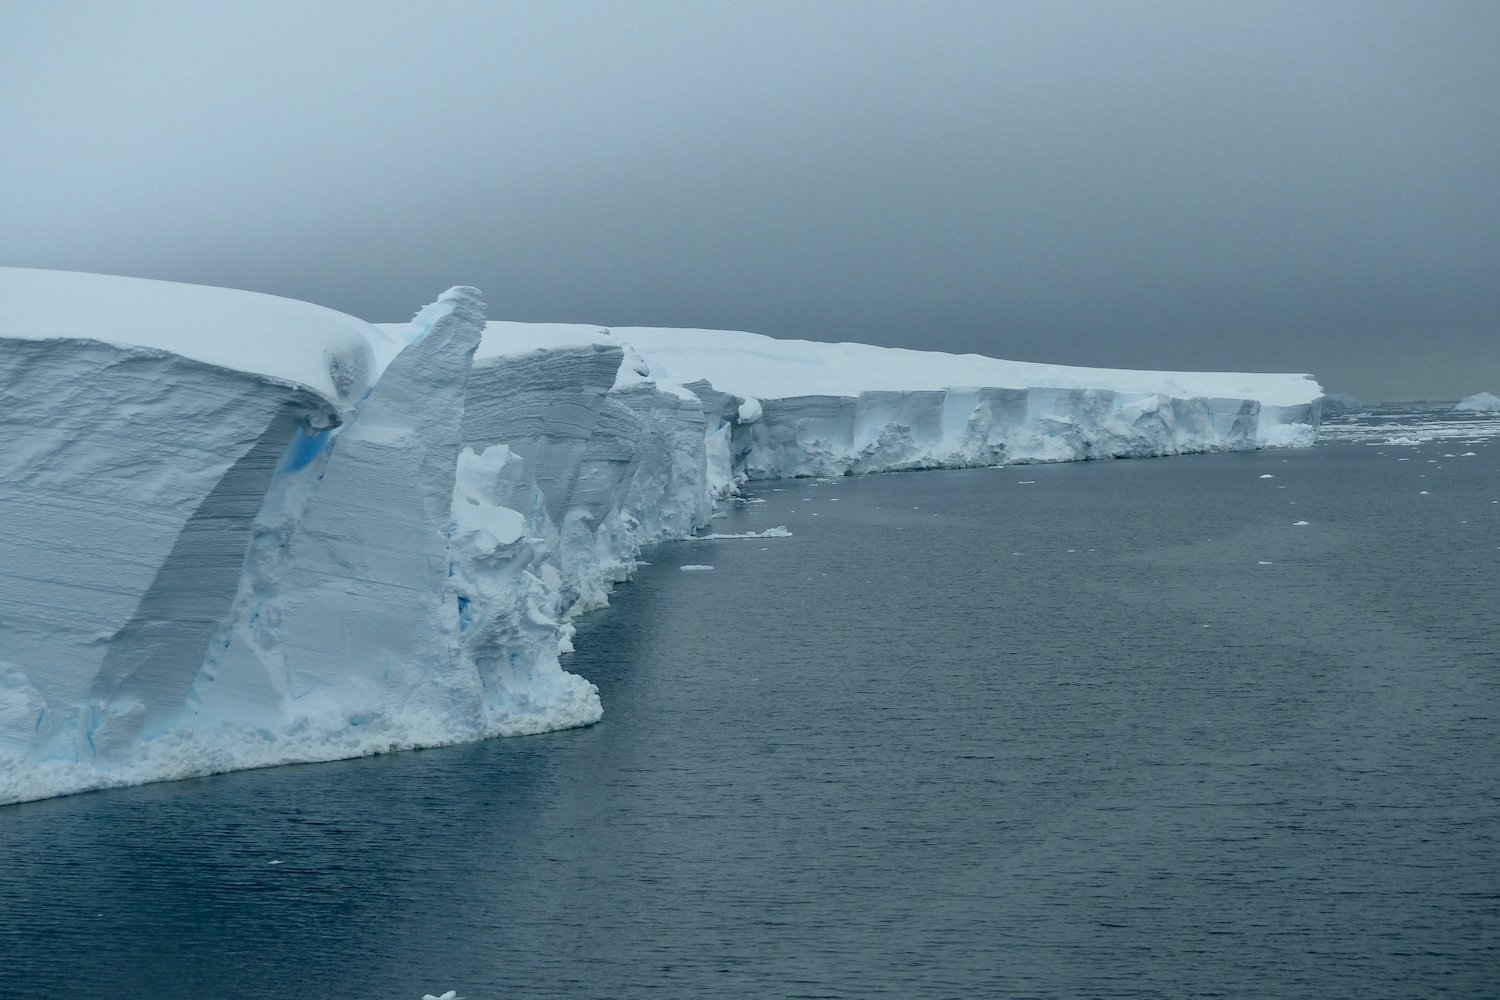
[0,268,1324,804]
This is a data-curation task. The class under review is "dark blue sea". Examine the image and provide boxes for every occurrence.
[2,404,1497,998]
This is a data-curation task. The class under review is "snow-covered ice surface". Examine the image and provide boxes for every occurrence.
[1,270,1323,804]
[0,267,384,410]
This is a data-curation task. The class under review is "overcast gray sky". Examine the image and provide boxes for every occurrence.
[3,0,1496,399]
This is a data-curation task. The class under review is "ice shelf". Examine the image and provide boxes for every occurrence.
[0,268,1323,804]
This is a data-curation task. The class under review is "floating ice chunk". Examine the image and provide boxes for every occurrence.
[422,992,462,1000]
[1293,520,1310,526]
[679,565,714,572]
[1018,481,1036,485]
[1258,560,1274,565]
[1259,474,1275,479]
[1419,491,1430,495]
[690,526,792,540]
[1454,391,1500,412]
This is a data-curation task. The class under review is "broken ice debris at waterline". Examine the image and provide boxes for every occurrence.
[687,526,794,540]
[0,266,1323,805]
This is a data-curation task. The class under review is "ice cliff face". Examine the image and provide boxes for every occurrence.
[0,268,1322,804]
[617,326,1322,486]
[0,276,715,803]
[0,339,342,763]
[455,329,710,616]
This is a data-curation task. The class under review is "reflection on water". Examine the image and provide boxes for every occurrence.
[2,405,1497,998]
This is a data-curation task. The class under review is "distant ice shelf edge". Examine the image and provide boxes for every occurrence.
[0,268,1324,805]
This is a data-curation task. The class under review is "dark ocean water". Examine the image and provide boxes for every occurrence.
[2,404,1498,999]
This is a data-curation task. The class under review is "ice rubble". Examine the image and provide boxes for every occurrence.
[0,268,1323,804]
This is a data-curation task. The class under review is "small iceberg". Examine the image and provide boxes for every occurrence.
[1455,392,1500,413]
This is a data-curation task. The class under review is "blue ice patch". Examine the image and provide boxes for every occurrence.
[279,427,331,473]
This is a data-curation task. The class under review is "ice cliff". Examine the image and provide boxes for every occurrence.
[0,268,1322,804]
[618,326,1322,486]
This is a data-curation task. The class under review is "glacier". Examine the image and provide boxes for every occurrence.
[0,267,1322,804]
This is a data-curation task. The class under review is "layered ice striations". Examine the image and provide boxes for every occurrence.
[0,340,340,766]
[0,269,1322,804]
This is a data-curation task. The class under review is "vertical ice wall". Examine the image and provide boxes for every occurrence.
[0,339,343,764]
[457,335,711,619]
[2,289,728,804]
[2,284,621,803]
[1,273,1325,805]
[613,324,1322,483]
[711,387,1299,481]
[191,286,491,741]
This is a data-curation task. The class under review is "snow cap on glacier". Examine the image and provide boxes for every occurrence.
[0,267,384,409]
[612,326,1324,408]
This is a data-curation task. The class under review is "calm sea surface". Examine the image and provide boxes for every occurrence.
[2,405,1497,998]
